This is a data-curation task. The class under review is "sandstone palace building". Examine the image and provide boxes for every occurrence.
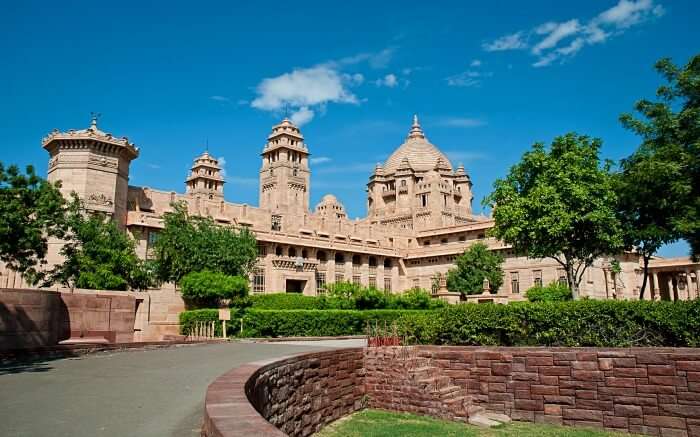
[3,115,699,302]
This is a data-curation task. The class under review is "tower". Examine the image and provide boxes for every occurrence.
[259,118,310,213]
[186,151,225,200]
[42,114,139,227]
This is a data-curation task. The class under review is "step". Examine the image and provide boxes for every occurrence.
[468,410,511,427]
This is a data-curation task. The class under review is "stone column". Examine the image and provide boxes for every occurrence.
[695,270,700,299]
[328,250,336,284]
[651,272,659,301]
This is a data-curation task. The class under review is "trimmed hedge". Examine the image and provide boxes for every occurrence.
[180,300,700,347]
[241,309,425,337]
[249,293,332,310]
[244,290,447,311]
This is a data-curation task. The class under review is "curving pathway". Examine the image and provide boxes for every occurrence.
[0,340,364,437]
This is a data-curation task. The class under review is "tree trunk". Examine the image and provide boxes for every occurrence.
[566,262,579,300]
[639,254,650,300]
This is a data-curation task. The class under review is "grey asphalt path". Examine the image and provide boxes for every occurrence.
[0,339,365,437]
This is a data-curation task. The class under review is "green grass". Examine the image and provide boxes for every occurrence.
[316,410,638,437]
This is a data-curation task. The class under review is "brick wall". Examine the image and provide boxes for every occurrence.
[203,348,365,437]
[365,346,700,437]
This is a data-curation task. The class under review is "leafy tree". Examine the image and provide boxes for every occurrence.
[614,150,682,299]
[446,242,504,295]
[42,197,153,290]
[180,270,248,307]
[620,54,700,261]
[152,202,257,284]
[526,282,573,302]
[0,163,67,282]
[483,133,623,299]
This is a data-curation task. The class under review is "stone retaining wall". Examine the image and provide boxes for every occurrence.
[366,346,700,437]
[203,348,365,437]
[204,346,700,437]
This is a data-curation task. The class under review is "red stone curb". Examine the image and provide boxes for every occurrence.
[0,339,225,361]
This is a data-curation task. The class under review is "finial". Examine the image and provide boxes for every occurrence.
[90,112,101,130]
[407,113,426,140]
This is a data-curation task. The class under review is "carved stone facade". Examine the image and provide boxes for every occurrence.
[3,115,697,301]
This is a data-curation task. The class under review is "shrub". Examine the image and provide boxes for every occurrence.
[240,309,425,338]
[179,299,700,347]
[526,282,573,302]
[180,271,248,307]
[248,293,327,310]
[326,281,363,300]
[391,288,448,310]
[354,287,390,310]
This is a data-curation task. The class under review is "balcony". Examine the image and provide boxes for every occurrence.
[381,189,396,197]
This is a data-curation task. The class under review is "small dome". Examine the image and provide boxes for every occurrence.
[315,194,346,217]
[321,194,338,203]
[383,115,453,174]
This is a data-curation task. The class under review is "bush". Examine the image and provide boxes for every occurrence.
[180,271,248,307]
[179,299,700,347]
[526,282,573,302]
[240,309,425,337]
[354,288,390,310]
[248,293,327,310]
[391,288,448,310]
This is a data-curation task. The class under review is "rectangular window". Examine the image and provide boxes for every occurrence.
[384,278,392,293]
[315,272,326,295]
[533,270,542,287]
[146,230,159,259]
[557,269,567,285]
[335,273,344,283]
[368,276,376,289]
[253,269,265,293]
[271,215,282,231]
[413,278,420,289]
[352,274,361,285]
[511,272,519,294]
[257,243,267,257]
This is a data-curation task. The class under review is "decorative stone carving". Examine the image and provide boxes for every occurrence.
[86,192,114,207]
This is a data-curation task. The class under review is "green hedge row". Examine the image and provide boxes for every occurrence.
[180,300,700,347]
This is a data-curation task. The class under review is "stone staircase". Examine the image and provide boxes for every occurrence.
[365,347,511,428]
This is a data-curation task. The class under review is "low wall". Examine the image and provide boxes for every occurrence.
[367,346,700,437]
[0,288,137,350]
[203,348,365,437]
[204,346,700,437]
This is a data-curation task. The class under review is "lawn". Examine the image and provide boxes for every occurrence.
[316,410,638,437]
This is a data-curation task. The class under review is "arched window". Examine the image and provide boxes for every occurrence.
[301,249,308,259]
[275,246,283,256]
[384,258,392,268]
[368,256,377,267]
[288,247,297,257]
[317,251,327,263]
[335,252,345,265]
[352,254,361,266]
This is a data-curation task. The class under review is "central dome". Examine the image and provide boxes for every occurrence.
[383,115,453,174]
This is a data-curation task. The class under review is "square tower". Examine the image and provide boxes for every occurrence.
[259,118,310,214]
[42,116,139,228]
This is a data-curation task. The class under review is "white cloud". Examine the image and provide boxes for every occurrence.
[210,95,230,103]
[532,19,581,55]
[483,0,664,67]
[218,156,227,178]
[375,73,398,88]
[251,66,358,111]
[290,106,315,126]
[470,59,482,67]
[482,32,527,51]
[434,117,486,128]
[310,156,332,165]
[445,70,493,87]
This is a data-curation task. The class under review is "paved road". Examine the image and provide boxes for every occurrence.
[0,340,364,437]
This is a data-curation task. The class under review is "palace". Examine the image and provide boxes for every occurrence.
[3,115,699,302]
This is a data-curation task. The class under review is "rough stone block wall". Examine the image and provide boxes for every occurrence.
[0,288,137,350]
[0,289,62,350]
[246,349,365,437]
[365,346,700,437]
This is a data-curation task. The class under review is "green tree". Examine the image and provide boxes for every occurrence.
[43,197,153,290]
[152,202,257,284]
[180,270,248,307]
[614,150,683,299]
[620,55,700,261]
[483,133,623,299]
[446,242,504,295]
[0,163,67,282]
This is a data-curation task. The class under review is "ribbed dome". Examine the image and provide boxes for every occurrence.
[383,115,453,174]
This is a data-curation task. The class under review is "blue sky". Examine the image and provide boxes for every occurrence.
[1,1,697,257]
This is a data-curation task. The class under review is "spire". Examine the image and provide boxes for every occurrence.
[89,112,101,131]
[407,113,426,140]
